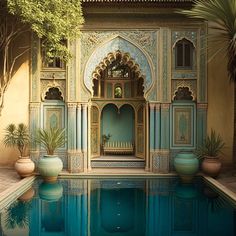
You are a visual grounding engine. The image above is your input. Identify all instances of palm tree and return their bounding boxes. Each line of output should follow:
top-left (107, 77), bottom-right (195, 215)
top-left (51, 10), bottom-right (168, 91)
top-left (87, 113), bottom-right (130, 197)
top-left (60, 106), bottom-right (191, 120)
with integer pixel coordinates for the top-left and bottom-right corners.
top-left (180, 0), bottom-right (236, 165)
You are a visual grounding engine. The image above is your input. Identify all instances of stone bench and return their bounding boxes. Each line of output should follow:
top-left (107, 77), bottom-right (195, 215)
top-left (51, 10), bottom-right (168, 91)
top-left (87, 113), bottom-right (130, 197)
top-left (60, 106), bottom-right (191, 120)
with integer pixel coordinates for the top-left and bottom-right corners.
top-left (103, 141), bottom-right (134, 155)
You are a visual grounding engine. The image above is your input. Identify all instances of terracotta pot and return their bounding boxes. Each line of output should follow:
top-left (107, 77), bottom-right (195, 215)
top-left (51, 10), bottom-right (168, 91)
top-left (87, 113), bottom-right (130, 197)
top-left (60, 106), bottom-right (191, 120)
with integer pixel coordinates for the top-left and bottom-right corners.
top-left (14, 156), bottom-right (35, 178)
top-left (18, 187), bottom-right (35, 202)
top-left (201, 156), bottom-right (222, 178)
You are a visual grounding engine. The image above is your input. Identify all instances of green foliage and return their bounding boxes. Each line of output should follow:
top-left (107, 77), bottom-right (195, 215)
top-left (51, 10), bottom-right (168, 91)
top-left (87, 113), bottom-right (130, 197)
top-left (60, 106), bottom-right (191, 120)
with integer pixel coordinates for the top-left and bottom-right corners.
top-left (102, 134), bottom-right (112, 145)
top-left (195, 129), bottom-right (225, 159)
top-left (180, 0), bottom-right (236, 81)
top-left (35, 127), bottom-right (66, 155)
top-left (7, 0), bottom-right (84, 61)
top-left (5, 200), bottom-right (32, 229)
top-left (3, 123), bottom-right (29, 157)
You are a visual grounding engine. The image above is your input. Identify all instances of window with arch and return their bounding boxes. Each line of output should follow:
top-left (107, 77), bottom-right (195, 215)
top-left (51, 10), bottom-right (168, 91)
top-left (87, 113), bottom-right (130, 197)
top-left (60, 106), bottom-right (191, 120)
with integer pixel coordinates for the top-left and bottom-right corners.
top-left (175, 39), bottom-right (194, 69)
top-left (45, 87), bottom-right (63, 101)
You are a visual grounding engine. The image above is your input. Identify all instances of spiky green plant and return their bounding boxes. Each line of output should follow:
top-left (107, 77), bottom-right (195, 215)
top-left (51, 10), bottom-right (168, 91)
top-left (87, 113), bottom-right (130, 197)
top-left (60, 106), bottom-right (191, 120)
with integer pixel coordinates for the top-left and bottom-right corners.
top-left (195, 129), bottom-right (225, 159)
top-left (3, 123), bottom-right (29, 157)
top-left (180, 0), bottom-right (236, 163)
top-left (35, 127), bottom-right (66, 155)
top-left (5, 200), bottom-right (32, 229)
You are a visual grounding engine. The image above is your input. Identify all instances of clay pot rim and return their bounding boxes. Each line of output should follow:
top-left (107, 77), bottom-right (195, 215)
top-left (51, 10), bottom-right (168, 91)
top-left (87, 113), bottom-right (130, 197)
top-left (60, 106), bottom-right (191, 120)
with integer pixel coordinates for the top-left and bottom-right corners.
top-left (204, 155), bottom-right (220, 159)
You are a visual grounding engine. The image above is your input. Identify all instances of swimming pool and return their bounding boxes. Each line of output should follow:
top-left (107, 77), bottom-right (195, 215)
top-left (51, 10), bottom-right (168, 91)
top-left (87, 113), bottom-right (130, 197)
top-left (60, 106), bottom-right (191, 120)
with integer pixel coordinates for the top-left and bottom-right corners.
top-left (0, 177), bottom-right (235, 236)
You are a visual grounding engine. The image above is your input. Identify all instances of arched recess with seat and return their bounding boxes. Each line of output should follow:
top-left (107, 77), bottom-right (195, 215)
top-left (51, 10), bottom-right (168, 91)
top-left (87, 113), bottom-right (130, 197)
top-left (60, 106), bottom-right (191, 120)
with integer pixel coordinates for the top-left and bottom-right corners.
top-left (90, 50), bottom-right (146, 162)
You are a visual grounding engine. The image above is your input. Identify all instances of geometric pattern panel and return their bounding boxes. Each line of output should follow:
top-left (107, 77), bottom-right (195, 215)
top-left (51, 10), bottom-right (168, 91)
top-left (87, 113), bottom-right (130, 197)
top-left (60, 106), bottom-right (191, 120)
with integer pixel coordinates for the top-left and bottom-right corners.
top-left (170, 103), bottom-right (196, 149)
top-left (152, 152), bottom-right (169, 173)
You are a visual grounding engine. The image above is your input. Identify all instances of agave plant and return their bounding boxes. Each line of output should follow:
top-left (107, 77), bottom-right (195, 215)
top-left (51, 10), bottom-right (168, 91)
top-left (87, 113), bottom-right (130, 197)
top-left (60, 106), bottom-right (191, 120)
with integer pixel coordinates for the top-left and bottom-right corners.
top-left (35, 127), bottom-right (66, 155)
top-left (195, 129), bottom-right (225, 159)
top-left (3, 123), bottom-right (29, 157)
top-left (180, 0), bottom-right (236, 163)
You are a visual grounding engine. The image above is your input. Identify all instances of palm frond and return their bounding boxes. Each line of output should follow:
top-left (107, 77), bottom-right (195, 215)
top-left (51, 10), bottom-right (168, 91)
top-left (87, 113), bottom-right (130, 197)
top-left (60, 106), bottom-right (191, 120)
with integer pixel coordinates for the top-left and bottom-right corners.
top-left (35, 127), bottom-right (66, 155)
top-left (179, 0), bottom-right (236, 81)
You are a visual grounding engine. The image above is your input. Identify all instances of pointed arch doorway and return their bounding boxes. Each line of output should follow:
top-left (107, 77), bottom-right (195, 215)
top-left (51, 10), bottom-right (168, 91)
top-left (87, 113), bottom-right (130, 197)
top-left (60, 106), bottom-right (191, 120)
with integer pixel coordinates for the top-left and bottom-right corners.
top-left (90, 50), bottom-right (146, 167)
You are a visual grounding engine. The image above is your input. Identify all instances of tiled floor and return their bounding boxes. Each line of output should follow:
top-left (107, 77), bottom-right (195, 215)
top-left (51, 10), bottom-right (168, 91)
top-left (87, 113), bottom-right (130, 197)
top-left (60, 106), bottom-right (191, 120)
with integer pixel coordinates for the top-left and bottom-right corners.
top-left (0, 168), bottom-right (20, 193)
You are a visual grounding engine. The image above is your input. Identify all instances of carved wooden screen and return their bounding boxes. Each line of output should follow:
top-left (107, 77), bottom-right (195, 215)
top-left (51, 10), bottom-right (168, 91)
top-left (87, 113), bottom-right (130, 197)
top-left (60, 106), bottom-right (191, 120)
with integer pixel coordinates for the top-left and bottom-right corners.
top-left (136, 105), bottom-right (145, 158)
top-left (91, 106), bottom-right (100, 158)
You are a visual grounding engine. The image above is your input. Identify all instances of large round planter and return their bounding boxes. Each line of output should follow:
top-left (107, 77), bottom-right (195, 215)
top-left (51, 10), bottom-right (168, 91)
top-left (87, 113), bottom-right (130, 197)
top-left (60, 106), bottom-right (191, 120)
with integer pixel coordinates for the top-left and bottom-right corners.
top-left (174, 153), bottom-right (199, 183)
top-left (39, 181), bottom-right (63, 202)
top-left (38, 155), bottom-right (63, 182)
top-left (14, 156), bottom-right (35, 178)
top-left (201, 157), bottom-right (222, 178)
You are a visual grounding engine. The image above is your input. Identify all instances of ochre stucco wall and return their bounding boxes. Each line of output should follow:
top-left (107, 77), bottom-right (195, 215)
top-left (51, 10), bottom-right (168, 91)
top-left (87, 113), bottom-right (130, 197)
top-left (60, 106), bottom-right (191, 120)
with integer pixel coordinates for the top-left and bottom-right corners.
top-left (0, 61), bottom-right (29, 166)
top-left (207, 41), bottom-right (234, 166)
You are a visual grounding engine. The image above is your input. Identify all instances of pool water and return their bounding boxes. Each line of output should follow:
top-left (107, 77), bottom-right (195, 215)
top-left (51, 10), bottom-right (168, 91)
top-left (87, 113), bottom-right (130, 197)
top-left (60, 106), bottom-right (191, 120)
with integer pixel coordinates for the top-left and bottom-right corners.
top-left (0, 178), bottom-right (235, 236)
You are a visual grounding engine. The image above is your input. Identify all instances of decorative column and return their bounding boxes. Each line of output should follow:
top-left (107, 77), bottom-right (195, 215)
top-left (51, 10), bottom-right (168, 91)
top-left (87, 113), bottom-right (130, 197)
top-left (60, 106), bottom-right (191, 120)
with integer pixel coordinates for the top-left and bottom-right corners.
top-left (77, 104), bottom-right (82, 151)
top-left (67, 103), bottom-right (82, 173)
top-left (154, 104), bottom-right (161, 150)
top-left (82, 104), bottom-right (88, 172)
top-left (29, 102), bottom-right (41, 164)
top-left (149, 103), bottom-right (155, 171)
top-left (152, 103), bottom-right (170, 173)
top-left (196, 103), bottom-right (207, 146)
top-left (145, 102), bottom-right (150, 171)
top-left (67, 103), bottom-right (77, 150)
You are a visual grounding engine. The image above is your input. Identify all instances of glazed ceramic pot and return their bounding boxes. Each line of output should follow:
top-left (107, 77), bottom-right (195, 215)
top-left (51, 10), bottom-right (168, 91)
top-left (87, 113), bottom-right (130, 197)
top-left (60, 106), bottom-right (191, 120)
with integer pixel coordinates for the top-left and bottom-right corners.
top-left (38, 155), bottom-right (63, 182)
top-left (14, 156), bottom-right (35, 178)
top-left (174, 152), bottom-right (199, 183)
top-left (201, 156), bottom-right (222, 178)
top-left (39, 181), bottom-right (63, 202)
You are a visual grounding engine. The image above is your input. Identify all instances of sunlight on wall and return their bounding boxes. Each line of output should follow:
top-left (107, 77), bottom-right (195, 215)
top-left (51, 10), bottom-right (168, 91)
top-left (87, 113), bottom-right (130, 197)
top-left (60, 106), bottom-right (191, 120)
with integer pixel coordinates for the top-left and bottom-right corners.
top-left (207, 39), bottom-right (234, 165)
top-left (0, 62), bottom-right (29, 166)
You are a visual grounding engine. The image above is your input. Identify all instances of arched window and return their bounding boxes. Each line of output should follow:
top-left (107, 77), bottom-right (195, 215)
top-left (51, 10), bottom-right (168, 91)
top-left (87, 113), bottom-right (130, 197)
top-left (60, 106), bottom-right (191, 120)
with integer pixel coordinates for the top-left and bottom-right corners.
top-left (174, 87), bottom-right (193, 101)
top-left (175, 39), bottom-right (194, 69)
top-left (45, 87), bottom-right (63, 100)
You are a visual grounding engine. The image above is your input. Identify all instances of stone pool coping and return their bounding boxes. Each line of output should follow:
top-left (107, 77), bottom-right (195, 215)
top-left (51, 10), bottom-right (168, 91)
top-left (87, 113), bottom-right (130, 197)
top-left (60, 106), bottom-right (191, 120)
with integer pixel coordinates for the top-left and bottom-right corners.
top-left (1, 172), bottom-right (236, 211)
top-left (0, 176), bottom-right (35, 211)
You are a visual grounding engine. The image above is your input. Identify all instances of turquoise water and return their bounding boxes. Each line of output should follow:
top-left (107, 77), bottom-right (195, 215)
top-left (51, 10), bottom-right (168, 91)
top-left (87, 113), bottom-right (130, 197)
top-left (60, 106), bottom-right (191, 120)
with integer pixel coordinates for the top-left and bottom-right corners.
top-left (0, 178), bottom-right (235, 236)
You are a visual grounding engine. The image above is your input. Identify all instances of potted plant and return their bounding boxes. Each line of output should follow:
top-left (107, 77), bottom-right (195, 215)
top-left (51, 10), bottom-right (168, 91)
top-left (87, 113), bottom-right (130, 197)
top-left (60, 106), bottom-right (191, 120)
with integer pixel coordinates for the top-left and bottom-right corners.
top-left (35, 127), bottom-right (66, 182)
top-left (195, 129), bottom-right (225, 178)
top-left (3, 123), bottom-right (35, 177)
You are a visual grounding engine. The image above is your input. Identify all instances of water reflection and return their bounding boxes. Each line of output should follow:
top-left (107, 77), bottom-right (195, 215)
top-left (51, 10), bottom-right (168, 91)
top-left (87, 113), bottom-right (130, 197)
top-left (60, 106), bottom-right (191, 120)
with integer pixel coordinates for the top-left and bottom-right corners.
top-left (0, 178), bottom-right (235, 236)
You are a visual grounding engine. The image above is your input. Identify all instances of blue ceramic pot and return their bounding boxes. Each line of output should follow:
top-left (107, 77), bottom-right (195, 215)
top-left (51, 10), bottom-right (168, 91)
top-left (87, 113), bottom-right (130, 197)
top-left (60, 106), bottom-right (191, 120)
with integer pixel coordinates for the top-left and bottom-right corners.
top-left (174, 152), bottom-right (199, 183)
top-left (39, 181), bottom-right (63, 202)
top-left (38, 155), bottom-right (63, 182)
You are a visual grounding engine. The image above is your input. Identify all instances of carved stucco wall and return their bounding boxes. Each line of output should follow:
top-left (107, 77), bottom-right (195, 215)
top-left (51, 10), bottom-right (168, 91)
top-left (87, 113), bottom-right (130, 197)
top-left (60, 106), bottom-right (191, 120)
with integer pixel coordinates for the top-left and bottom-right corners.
top-left (80, 31), bottom-right (158, 101)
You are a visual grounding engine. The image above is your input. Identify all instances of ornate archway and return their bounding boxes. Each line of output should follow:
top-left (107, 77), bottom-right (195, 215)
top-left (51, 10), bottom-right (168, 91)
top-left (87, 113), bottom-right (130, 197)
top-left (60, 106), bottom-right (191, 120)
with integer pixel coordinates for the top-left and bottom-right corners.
top-left (83, 35), bottom-right (154, 98)
top-left (90, 50), bottom-right (146, 161)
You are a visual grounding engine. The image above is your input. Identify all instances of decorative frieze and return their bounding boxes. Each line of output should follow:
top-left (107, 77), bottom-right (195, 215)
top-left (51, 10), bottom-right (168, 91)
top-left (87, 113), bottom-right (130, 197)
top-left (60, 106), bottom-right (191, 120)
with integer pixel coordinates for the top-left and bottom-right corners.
top-left (172, 30), bottom-right (197, 47)
top-left (172, 79), bottom-right (196, 101)
top-left (81, 30), bottom-right (157, 67)
top-left (40, 71), bottom-right (66, 80)
top-left (41, 79), bottom-right (66, 102)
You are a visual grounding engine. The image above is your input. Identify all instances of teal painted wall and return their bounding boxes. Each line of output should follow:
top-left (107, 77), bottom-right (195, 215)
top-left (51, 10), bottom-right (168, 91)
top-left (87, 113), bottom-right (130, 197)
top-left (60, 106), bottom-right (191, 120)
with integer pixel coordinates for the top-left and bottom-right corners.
top-left (101, 104), bottom-right (134, 142)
